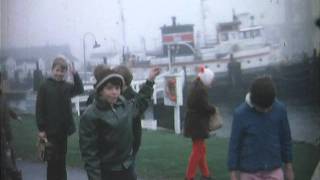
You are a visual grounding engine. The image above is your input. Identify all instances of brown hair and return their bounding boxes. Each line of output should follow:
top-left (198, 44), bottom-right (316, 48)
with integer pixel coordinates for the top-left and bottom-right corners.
top-left (113, 65), bottom-right (133, 86)
top-left (250, 76), bottom-right (276, 109)
top-left (94, 64), bottom-right (109, 80)
top-left (52, 56), bottom-right (68, 70)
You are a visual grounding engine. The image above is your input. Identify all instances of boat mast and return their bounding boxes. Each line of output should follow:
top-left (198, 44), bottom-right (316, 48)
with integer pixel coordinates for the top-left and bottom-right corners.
top-left (118, 0), bottom-right (127, 63)
top-left (200, 0), bottom-right (207, 48)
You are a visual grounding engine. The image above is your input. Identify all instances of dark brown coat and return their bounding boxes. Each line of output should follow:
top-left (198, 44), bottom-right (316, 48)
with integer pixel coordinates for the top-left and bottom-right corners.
top-left (184, 78), bottom-right (216, 139)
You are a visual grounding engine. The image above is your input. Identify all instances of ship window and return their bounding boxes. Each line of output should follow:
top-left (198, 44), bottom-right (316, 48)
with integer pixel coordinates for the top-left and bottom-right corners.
top-left (247, 60), bottom-right (251, 64)
top-left (259, 58), bottom-right (263, 62)
top-left (216, 64), bottom-right (221, 68)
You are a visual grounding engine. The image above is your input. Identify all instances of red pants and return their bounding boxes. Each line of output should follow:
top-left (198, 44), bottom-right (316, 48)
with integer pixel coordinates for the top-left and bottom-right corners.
top-left (186, 139), bottom-right (210, 179)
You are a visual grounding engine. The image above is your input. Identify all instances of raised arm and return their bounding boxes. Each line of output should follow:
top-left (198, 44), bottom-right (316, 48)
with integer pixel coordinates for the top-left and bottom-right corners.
top-left (132, 67), bottom-right (161, 117)
top-left (70, 72), bottom-right (84, 97)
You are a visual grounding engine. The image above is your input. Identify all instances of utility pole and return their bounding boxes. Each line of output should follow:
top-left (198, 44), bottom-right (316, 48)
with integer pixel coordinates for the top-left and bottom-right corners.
top-left (200, 0), bottom-right (207, 47)
top-left (118, 0), bottom-right (127, 63)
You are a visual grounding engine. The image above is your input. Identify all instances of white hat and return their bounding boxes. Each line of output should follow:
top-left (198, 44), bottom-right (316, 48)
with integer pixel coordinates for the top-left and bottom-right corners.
top-left (198, 65), bottom-right (215, 86)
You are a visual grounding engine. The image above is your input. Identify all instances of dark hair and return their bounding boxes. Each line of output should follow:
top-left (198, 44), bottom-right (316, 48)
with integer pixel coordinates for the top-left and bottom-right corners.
top-left (250, 76), bottom-right (276, 109)
top-left (187, 78), bottom-right (208, 109)
top-left (113, 65), bottom-right (133, 86)
top-left (52, 56), bottom-right (68, 70)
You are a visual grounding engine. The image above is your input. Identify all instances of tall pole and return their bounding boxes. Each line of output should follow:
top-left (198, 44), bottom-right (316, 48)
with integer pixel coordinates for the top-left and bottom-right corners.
top-left (167, 44), bottom-right (172, 72)
top-left (83, 38), bottom-right (86, 80)
top-left (118, 0), bottom-right (127, 63)
top-left (200, 0), bottom-right (207, 47)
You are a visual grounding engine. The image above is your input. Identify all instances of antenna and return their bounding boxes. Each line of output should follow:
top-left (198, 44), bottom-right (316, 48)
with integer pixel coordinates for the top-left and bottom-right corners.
top-left (200, 0), bottom-right (207, 47)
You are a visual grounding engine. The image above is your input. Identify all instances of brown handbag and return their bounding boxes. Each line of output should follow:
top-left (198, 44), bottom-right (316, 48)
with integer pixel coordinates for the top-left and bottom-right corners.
top-left (37, 138), bottom-right (54, 162)
top-left (208, 108), bottom-right (223, 131)
top-left (37, 138), bottom-right (46, 161)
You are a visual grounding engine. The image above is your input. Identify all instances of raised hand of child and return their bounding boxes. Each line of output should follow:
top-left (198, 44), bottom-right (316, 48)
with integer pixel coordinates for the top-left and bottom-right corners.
top-left (69, 62), bottom-right (76, 75)
top-left (148, 67), bottom-right (161, 81)
top-left (38, 131), bottom-right (48, 143)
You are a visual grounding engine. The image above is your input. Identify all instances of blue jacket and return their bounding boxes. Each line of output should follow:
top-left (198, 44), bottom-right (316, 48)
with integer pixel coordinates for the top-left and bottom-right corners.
top-left (227, 99), bottom-right (292, 172)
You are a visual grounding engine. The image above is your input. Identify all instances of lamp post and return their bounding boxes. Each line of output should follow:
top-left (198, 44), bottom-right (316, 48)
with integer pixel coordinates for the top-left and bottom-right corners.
top-left (83, 32), bottom-right (100, 81)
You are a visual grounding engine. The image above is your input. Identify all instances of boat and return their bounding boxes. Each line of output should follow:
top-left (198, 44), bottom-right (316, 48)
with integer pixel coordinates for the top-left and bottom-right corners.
top-left (128, 12), bottom-right (282, 79)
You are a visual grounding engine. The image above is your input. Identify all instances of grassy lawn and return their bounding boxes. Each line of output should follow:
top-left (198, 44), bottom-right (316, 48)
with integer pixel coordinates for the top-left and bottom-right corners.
top-left (11, 114), bottom-right (320, 180)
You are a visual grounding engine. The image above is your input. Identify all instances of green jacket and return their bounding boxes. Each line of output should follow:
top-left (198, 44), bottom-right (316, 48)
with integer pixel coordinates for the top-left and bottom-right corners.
top-left (79, 80), bottom-right (154, 180)
top-left (122, 86), bottom-right (142, 157)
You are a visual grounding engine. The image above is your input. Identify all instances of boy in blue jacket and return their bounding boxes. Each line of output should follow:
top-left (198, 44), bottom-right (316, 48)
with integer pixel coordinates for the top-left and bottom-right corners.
top-left (228, 76), bottom-right (294, 180)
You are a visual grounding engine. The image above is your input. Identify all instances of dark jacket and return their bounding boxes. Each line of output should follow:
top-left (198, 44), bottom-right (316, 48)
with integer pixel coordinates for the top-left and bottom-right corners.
top-left (184, 79), bottom-right (216, 139)
top-left (0, 91), bottom-right (22, 180)
top-left (227, 99), bottom-right (293, 172)
top-left (79, 80), bottom-right (154, 180)
top-left (36, 73), bottom-right (84, 137)
top-left (122, 86), bottom-right (142, 157)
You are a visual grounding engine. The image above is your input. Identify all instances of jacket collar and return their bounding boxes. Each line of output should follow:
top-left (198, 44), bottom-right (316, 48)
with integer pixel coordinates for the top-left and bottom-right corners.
top-left (245, 93), bottom-right (273, 112)
top-left (245, 93), bottom-right (254, 108)
top-left (94, 94), bottom-right (125, 110)
top-left (48, 76), bottom-right (65, 83)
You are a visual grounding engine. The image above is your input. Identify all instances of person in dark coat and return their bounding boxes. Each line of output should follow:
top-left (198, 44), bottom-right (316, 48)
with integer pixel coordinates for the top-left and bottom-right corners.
top-left (0, 72), bottom-right (22, 180)
top-left (184, 66), bottom-right (216, 180)
top-left (36, 56), bottom-right (84, 180)
top-left (227, 54), bottom-right (242, 88)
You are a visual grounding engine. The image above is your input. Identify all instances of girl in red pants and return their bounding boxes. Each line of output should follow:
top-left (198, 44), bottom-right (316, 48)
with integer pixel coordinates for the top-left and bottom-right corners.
top-left (184, 66), bottom-right (216, 180)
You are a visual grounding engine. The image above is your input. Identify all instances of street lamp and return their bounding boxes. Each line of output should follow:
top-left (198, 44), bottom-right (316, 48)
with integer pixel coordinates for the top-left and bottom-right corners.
top-left (83, 32), bottom-right (100, 81)
top-left (167, 41), bottom-right (198, 72)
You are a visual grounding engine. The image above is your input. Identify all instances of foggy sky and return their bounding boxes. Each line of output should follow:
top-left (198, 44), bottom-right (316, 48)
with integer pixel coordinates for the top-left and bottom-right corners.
top-left (1, 0), bottom-right (318, 61)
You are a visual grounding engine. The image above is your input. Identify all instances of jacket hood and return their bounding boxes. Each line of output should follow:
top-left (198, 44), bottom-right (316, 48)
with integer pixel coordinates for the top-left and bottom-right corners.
top-left (245, 93), bottom-right (254, 108)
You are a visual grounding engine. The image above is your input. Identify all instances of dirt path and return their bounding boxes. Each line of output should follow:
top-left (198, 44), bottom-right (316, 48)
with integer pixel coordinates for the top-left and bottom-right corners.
top-left (17, 160), bottom-right (87, 180)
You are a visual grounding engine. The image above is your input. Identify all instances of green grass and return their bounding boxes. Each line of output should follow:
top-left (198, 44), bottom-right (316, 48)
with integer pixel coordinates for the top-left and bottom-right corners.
top-left (11, 114), bottom-right (320, 180)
